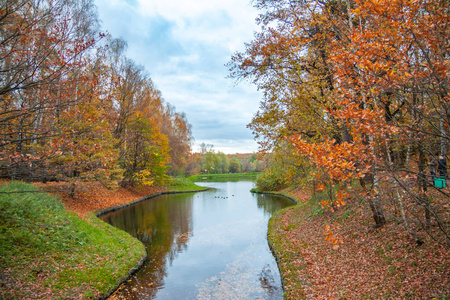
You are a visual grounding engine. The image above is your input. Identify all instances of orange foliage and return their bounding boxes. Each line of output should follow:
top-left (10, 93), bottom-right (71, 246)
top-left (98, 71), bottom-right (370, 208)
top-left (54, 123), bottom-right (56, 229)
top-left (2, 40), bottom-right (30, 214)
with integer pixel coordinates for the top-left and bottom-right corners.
top-left (35, 181), bottom-right (167, 217)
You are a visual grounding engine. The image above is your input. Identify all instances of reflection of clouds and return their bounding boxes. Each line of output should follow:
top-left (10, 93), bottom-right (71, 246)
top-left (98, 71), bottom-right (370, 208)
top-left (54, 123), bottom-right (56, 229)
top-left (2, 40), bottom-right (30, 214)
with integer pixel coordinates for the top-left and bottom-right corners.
top-left (105, 182), bottom-right (288, 299)
top-left (192, 220), bottom-right (261, 246)
top-left (192, 224), bottom-right (236, 246)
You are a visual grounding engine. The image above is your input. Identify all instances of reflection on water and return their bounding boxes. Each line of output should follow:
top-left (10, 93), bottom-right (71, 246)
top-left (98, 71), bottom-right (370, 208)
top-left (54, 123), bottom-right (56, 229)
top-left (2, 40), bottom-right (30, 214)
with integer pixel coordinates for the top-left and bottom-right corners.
top-left (259, 264), bottom-right (280, 298)
top-left (101, 181), bottom-right (294, 300)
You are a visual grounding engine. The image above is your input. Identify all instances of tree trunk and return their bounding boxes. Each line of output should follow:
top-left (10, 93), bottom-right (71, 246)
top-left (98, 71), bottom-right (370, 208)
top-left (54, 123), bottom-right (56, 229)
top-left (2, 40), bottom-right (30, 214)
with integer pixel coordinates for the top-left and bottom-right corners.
top-left (369, 134), bottom-right (386, 227)
top-left (418, 146), bottom-right (431, 228)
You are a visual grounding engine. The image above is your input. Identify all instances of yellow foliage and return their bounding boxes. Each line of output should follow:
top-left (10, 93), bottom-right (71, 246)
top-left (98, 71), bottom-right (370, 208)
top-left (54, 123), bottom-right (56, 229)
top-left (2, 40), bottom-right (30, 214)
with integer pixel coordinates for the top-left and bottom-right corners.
top-left (135, 169), bottom-right (154, 186)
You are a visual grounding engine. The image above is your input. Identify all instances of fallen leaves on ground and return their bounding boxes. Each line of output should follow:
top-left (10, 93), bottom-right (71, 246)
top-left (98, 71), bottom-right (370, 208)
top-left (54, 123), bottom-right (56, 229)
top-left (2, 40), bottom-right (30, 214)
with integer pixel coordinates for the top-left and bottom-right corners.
top-left (34, 181), bottom-right (167, 217)
top-left (272, 187), bottom-right (449, 299)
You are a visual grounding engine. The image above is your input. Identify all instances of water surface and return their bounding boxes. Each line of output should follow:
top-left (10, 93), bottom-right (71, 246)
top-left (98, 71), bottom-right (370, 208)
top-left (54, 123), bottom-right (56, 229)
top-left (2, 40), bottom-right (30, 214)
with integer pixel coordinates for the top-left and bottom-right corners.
top-left (101, 181), bottom-right (294, 299)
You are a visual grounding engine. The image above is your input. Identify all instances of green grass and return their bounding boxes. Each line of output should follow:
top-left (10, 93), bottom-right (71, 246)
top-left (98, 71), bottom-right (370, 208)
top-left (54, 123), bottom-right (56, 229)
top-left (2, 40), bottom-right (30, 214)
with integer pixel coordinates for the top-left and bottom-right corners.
top-left (267, 205), bottom-right (308, 300)
top-left (165, 177), bottom-right (209, 191)
top-left (0, 181), bottom-right (146, 299)
top-left (188, 172), bottom-right (259, 182)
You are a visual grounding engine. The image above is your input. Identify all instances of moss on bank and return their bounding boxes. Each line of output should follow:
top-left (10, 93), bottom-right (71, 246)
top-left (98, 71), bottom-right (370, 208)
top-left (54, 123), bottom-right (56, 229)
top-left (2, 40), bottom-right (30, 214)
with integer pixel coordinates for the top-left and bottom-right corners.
top-left (0, 181), bottom-right (146, 299)
top-left (265, 190), bottom-right (314, 300)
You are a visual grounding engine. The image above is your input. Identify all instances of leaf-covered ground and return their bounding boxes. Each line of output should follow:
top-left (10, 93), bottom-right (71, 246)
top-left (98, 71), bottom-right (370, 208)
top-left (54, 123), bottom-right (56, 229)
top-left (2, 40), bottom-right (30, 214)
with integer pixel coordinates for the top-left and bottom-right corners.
top-left (37, 178), bottom-right (205, 217)
top-left (35, 181), bottom-right (167, 217)
top-left (268, 188), bottom-right (449, 299)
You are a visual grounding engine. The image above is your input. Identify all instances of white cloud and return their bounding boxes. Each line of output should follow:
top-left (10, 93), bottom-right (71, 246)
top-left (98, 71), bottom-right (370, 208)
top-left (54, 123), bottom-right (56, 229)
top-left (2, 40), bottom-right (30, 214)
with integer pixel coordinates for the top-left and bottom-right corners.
top-left (94, 0), bottom-right (263, 154)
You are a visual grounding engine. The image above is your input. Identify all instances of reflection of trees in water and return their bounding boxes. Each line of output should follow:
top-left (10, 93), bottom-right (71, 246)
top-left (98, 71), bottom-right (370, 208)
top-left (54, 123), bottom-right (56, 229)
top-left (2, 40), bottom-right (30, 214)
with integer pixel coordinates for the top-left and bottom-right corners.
top-left (258, 264), bottom-right (281, 297)
top-left (256, 194), bottom-right (293, 216)
top-left (101, 193), bottom-right (195, 299)
top-left (103, 187), bottom-right (290, 300)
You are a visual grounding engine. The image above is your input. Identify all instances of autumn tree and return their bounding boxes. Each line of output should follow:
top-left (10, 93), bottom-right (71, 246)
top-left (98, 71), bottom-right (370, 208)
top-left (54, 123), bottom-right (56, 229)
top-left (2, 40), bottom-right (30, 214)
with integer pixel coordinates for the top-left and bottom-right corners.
top-left (0, 1), bottom-right (194, 188)
top-left (231, 0), bottom-right (449, 244)
top-left (101, 38), bottom-right (170, 185)
top-left (229, 157), bottom-right (242, 173)
top-left (185, 152), bottom-right (203, 175)
top-left (160, 104), bottom-right (193, 176)
top-left (229, 0), bottom-right (354, 198)
top-left (0, 0), bottom-right (111, 182)
top-left (121, 112), bottom-right (169, 185)
top-left (326, 0), bottom-right (450, 243)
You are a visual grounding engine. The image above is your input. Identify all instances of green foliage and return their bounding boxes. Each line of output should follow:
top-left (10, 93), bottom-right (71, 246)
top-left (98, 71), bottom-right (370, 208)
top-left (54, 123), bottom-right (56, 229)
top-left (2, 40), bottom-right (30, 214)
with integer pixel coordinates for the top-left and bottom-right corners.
top-left (256, 168), bottom-right (289, 191)
top-left (202, 152), bottom-right (221, 174)
top-left (187, 146), bottom-right (264, 176)
top-left (229, 157), bottom-right (242, 173)
top-left (188, 173), bottom-right (258, 182)
top-left (165, 177), bottom-right (206, 191)
top-left (217, 152), bottom-right (229, 173)
top-left (253, 140), bottom-right (313, 192)
top-left (200, 151), bottom-right (231, 174)
top-left (0, 182), bottom-right (145, 299)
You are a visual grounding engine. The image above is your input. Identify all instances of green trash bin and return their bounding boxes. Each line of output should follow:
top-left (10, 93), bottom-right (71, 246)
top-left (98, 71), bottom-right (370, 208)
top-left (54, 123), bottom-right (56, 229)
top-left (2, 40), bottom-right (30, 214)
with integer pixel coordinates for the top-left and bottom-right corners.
top-left (434, 177), bottom-right (446, 188)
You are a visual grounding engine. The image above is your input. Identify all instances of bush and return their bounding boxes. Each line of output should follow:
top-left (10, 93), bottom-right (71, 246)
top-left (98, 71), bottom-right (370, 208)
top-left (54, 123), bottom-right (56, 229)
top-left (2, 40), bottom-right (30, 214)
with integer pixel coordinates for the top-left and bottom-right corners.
top-left (256, 169), bottom-right (289, 191)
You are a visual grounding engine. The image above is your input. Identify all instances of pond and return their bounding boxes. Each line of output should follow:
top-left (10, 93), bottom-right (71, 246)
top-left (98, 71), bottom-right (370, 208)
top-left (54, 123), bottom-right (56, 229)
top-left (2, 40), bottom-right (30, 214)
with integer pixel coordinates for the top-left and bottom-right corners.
top-left (101, 181), bottom-right (294, 300)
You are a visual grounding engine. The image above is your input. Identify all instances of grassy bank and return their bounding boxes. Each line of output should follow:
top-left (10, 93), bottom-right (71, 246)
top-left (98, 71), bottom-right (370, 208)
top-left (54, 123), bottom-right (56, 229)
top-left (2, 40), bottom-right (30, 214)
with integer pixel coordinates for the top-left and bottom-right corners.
top-left (0, 181), bottom-right (145, 299)
top-left (165, 176), bottom-right (210, 191)
top-left (267, 186), bottom-right (449, 299)
top-left (188, 172), bottom-right (258, 182)
top-left (0, 178), bottom-right (207, 299)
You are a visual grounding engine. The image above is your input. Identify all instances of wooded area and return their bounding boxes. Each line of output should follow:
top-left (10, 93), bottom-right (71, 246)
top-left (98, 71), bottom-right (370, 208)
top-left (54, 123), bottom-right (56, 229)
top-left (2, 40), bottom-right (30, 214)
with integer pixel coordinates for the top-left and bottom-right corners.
top-left (186, 144), bottom-right (265, 174)
top-left (1, 0), bottom-right (448, 298)
top-left (229, 0), bottom-right (449, 247)
top-left (0, 0), bottom-right (193, 186)
top-left (2, 0), bottom-right (448, 246)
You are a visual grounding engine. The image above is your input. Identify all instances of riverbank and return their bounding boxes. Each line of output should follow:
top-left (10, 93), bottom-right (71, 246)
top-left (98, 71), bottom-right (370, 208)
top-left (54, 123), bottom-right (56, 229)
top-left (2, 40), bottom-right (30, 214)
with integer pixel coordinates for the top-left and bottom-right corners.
top-left (267, 186), bottom-right (449, 299)
top-left (37, 177), bottom-right (206, 217)
top-left (188, 172), bottom-right (258, 182)
top-left (0, 178), bottom-right (206, 299)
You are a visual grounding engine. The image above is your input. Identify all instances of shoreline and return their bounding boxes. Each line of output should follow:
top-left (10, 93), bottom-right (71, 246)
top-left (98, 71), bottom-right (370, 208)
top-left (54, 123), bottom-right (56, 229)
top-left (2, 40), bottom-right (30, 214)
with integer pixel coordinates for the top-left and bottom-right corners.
top-left (0, 180), bottom-right (208, 299)
top-left (254, 189), bottom-right (303, 297)
top-left (95, 188), bottom-right (210, 218)
top-left (262, 186), bottom-right (449, 299)
top-left (95, 187), bottom-right (209, 300)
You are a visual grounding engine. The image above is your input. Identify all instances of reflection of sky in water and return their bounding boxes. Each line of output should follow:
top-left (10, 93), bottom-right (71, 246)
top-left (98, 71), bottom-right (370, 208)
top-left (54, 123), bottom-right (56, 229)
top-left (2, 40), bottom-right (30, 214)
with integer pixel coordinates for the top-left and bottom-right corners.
top-left (102, 181), bottom-right (293, 299)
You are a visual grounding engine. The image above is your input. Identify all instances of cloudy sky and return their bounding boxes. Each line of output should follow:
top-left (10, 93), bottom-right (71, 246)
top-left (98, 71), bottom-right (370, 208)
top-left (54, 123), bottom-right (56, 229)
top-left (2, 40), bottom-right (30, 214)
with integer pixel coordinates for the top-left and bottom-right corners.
top-left (93, 0), bottom-right (262, 154)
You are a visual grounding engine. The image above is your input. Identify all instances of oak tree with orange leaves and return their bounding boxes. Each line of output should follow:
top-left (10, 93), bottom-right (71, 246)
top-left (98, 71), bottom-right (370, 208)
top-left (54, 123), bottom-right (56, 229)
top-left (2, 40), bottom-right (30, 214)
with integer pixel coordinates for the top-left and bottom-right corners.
top-left (230, 0), bottom-right (449, 246)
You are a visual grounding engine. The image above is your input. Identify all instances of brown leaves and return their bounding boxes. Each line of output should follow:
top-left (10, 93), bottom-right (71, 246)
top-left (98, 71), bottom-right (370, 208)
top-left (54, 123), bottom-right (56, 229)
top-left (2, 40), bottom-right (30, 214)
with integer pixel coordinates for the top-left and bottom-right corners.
top-left (271, 188), bottom-right (450, 299)
top-left (36, 181), bottom-right (166, 217)
top-left (323, 223), bottom-right (343, 249)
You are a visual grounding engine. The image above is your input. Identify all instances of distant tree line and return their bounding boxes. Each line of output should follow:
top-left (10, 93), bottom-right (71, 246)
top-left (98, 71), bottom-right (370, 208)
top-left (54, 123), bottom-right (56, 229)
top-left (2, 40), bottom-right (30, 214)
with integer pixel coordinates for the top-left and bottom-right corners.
top-left (0, 0), bottom-right (192, 186)
top-left (185, 143), bottom-right (265, 175)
